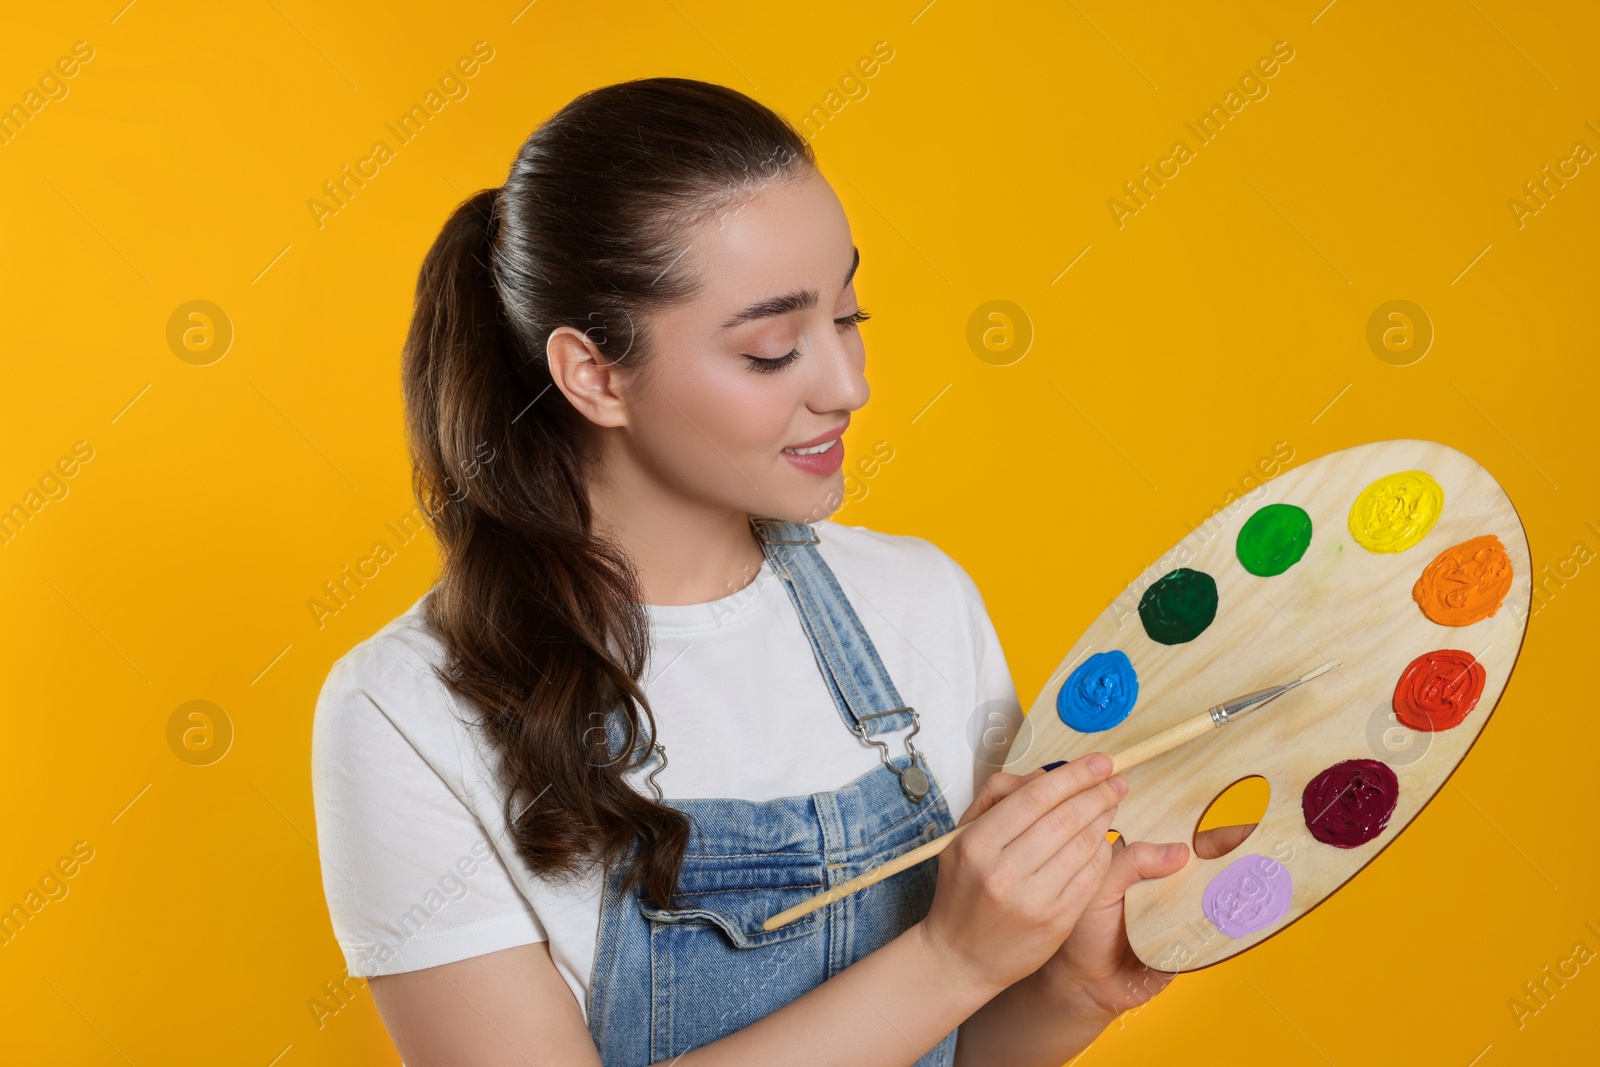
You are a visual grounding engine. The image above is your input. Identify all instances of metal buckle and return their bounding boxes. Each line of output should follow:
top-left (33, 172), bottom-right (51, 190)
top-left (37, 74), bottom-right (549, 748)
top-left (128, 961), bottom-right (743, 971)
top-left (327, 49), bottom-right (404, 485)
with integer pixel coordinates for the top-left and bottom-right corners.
top-left (853, 706), bottom-right (929, 802)
top-left (749, 515), bottom-right (819, 545)
top-left (643, 742), bottom-right (668, 802)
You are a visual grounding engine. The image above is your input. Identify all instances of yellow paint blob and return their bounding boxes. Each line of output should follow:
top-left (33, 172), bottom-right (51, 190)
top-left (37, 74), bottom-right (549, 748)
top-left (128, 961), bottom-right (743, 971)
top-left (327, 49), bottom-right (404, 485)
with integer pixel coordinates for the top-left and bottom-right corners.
top-left (1347, 469), bottom-right (1445, 553)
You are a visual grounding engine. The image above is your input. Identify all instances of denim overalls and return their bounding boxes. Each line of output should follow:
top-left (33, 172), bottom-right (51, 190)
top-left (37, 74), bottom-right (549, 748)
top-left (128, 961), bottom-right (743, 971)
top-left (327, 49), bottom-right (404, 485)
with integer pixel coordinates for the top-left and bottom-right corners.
top-left (585, 516), bottom-right (962, 1066)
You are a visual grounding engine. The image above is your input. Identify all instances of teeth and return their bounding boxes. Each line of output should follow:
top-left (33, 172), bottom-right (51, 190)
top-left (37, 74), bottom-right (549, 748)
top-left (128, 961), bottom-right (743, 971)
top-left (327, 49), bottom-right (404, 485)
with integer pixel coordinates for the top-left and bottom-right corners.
top-left (784, 438), bottom-right (837, 456)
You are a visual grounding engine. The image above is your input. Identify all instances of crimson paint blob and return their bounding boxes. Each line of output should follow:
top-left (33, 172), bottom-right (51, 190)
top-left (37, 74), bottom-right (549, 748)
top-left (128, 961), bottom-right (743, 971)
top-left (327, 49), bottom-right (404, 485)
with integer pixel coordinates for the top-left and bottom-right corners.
top-left (1301, 758), bottom-right (1400, 848)
top-left (1392, 649), bottom-right (1487, 731)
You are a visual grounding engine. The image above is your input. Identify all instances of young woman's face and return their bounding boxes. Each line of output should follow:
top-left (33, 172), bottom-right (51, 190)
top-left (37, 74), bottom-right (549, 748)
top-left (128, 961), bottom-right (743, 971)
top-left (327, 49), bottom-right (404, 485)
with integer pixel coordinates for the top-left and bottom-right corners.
top-left (617, 166), bottom-right (870, 524)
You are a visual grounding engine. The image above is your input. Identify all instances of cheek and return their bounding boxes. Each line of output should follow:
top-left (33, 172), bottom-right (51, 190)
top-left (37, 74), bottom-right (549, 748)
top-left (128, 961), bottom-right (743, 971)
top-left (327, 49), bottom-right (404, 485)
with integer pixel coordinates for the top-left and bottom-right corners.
top-left (636, 359), bottom-right (795, 461)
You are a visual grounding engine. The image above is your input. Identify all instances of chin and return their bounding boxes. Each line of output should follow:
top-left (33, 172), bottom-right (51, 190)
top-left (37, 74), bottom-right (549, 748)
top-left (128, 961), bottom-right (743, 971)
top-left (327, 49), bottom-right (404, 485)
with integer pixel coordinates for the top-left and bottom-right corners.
top-left (755, 481), bottom-right (846, 525)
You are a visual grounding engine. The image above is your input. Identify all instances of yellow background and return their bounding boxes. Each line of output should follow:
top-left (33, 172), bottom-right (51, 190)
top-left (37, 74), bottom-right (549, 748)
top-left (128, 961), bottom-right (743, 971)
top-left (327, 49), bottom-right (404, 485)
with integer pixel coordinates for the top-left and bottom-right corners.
top-left (2, 1), bottom-right (1595, 1063)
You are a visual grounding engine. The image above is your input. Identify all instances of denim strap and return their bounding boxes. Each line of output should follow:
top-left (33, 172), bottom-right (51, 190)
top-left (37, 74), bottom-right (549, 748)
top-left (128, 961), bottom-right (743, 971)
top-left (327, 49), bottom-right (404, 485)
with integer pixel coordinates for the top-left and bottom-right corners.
top-left (604, 516), bottom-right (923, 797)
top-left (748, 515), bottom-right (917, 739)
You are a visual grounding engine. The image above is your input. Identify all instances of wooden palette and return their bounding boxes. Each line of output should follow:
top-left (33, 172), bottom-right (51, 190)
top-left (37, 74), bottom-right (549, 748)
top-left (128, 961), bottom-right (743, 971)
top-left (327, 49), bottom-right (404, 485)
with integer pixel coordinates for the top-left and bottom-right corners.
top-left (1001, 439), bottom-right (1532, 970)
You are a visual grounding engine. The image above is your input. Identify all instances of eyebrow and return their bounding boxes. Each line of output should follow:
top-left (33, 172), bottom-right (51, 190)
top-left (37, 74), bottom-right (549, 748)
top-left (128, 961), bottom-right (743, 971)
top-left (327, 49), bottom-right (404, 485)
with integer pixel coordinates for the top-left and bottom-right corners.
top-left (718, 246), bottom-right (860, 330)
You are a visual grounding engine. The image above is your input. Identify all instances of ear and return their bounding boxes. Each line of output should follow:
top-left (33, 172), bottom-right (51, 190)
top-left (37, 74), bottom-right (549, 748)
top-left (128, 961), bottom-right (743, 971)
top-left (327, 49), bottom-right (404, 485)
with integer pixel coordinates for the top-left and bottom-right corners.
top-left (546, 324), bottom-right (630, 428)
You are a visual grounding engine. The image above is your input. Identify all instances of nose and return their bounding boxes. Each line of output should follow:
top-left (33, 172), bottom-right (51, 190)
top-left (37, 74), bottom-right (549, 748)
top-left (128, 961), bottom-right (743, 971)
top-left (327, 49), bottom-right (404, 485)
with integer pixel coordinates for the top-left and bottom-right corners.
top-left (811, 322), bottom-right (870, 415)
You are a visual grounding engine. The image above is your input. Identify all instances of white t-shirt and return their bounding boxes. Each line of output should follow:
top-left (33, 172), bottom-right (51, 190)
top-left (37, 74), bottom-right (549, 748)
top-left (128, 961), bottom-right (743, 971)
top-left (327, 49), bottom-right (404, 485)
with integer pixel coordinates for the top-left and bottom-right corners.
top-left (310, 518), bottom-right (1021, 1022)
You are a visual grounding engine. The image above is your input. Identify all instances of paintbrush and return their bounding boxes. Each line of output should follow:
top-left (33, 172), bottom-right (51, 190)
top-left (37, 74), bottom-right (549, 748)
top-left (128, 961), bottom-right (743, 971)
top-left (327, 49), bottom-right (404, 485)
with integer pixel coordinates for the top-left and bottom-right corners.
top-left (761, 660), bottom-right (1341, 932)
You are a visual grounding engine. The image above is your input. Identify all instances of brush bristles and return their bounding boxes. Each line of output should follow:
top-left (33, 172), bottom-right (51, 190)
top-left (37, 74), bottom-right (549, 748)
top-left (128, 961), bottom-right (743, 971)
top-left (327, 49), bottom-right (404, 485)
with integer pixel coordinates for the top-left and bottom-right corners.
top-left (1298, 660), bottom-right (1341, 683)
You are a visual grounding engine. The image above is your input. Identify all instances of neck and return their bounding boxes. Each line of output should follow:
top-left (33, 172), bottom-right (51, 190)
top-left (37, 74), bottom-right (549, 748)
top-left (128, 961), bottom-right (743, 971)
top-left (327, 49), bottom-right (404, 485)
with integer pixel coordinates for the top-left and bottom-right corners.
top-left (585, 444), bottom-right (768, 608)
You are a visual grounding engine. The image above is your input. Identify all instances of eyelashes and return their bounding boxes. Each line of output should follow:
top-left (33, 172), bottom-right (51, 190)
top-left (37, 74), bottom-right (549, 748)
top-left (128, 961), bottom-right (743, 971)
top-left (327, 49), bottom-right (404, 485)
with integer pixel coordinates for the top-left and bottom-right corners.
top-left (745, 351), bottom-right (800, 373)
top-left (743, 307), bottom-right (872, 374)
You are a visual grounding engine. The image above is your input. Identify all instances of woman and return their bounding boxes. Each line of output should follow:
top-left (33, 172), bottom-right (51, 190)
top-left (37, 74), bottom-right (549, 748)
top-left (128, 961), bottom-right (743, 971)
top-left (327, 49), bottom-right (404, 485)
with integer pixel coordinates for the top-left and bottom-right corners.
top-left (311, 76), bottom-right (1234, 1066)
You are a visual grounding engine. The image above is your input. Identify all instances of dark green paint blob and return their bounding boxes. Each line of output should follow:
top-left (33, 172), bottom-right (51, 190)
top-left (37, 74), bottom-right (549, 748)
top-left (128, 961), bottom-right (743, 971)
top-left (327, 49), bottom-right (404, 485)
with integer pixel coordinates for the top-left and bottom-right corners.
top-left (1236, 503), bottom-right (1314, 577)
top-left (1137, 568), bottom-right (1218, 645)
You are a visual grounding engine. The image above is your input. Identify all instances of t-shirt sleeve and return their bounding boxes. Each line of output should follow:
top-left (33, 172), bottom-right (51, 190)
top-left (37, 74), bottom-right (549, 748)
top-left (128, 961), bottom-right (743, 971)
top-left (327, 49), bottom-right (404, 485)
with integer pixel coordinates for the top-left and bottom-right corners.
top-left (942, 552), bottom-right (1024, 810)
top-left (310, 642), bottom-right (548, 978)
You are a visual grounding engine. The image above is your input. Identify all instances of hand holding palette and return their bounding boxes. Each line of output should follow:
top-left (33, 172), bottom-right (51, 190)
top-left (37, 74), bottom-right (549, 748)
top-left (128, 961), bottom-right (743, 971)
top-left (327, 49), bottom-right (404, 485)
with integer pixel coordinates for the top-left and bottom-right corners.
top-left (1001, 438), bottom-right (1531, 970)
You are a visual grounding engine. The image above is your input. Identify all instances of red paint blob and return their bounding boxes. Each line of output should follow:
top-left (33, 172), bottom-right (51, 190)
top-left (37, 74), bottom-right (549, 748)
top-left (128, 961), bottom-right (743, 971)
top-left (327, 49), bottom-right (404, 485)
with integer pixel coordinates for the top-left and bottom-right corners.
top-left (1392, 649), bottom-right (1487, 731)
top-left (1301, 758), bottom-right (1400, 848)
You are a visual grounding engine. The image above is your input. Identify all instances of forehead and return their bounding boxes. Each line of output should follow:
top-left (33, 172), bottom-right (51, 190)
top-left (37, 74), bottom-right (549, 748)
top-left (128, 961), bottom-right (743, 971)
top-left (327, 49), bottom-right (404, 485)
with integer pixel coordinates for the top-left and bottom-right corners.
top-left (679, 169), bottom-right (853, 300)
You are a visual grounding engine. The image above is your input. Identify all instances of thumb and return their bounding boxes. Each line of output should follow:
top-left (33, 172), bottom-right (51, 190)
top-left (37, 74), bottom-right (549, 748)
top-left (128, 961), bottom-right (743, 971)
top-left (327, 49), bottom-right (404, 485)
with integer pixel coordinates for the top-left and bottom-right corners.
top-left (1101, 838), bottom-right (1190, 898)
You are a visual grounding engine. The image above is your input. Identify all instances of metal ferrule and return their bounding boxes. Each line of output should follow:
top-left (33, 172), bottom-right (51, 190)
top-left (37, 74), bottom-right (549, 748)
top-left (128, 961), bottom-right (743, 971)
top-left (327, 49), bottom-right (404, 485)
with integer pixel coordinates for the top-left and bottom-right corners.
top-left (1209, 682), bottom-right (1296, 726)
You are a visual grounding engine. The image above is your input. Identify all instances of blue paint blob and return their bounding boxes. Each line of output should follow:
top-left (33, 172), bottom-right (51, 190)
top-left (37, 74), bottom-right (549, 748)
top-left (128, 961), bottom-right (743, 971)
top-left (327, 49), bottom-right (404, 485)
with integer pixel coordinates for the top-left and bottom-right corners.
top-left (1056, 650), bottom-right (1140, 732)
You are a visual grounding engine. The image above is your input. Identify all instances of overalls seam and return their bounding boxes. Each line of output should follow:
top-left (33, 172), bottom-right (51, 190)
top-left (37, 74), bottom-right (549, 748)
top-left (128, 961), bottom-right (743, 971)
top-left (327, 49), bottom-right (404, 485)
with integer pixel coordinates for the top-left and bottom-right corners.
top-left (649, 881), bottom-right (828, 894)
top-left (682, 797), bottom-right (947, 860)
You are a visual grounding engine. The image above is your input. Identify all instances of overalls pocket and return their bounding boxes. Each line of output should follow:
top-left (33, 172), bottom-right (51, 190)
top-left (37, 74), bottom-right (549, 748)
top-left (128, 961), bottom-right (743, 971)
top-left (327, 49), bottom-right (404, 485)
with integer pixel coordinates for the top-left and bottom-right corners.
top-left (634, 870), bottom-right (833, 1061)
top-left (634, 884), bottom-right (823, 948)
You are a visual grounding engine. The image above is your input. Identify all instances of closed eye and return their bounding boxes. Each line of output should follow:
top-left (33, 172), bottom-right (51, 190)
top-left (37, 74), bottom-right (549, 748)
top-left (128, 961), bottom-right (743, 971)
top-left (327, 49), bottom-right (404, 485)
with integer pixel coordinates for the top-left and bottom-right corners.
top-left (743, 308), bottom-right (871, 373)
top-left (744, 350), bottom-right (800, 373)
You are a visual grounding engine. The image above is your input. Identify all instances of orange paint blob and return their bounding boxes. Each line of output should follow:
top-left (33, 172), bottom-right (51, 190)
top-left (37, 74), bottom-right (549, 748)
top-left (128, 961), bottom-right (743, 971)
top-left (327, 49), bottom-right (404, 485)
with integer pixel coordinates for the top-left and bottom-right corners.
top-left (1411, 534), bottom-right (1513, 626)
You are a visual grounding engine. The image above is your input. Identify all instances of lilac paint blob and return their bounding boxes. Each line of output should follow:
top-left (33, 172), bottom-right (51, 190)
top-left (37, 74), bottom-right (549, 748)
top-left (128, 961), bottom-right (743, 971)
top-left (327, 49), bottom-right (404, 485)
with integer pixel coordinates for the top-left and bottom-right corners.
top-left (1200, 853), bottom-right (1293, 938)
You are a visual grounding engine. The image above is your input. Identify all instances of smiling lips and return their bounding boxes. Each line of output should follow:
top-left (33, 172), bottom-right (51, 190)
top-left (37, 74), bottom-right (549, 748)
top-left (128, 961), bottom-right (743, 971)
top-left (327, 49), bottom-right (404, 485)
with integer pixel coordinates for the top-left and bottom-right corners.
top-left (781, 422), bottom-right (848, 474)
top-left (783, 438), bottom-right (838, 456)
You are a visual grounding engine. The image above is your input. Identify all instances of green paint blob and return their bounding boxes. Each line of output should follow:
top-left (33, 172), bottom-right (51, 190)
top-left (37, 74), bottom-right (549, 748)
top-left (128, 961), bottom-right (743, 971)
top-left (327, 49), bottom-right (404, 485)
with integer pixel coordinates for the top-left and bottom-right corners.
top-left (1236, 503), bottom-right (1314, 577)
top-left (1137, 568), bottom-right (1218, 645)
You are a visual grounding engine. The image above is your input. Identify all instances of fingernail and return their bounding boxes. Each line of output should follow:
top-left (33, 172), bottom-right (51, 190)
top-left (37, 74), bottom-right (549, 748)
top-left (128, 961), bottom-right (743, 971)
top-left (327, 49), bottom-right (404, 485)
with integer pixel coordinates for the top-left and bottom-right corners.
top-left (1042, 760), bottom-right (1068, 772)
top-left (1164, 843), bottom-right (1185, 860)
top-left (1087, 753), bottom-right (1111, 776)
top-left (1110, 774), bottom-right (1128, 797)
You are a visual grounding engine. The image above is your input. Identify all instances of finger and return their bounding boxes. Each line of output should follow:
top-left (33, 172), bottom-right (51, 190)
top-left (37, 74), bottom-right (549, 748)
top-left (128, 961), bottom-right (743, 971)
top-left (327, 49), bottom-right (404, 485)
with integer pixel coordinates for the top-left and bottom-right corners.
top-left (1007, 783), bottom-right (1121, 886)
top-left (1097, 839), bottom-right (1189, 902)
top-left (1193, 822), bottom-right (1259, 860)
top-left (1036, 803), bottom-right (1118, 886)
top-left (966, 752), bottom-right (1118, 850)
top-left (1003, 771), bottom-right (1125, 873)
top-left (956, 769), bottom-right (1043, 827)
top-left (1049, 811), bottom-right (1119, 909)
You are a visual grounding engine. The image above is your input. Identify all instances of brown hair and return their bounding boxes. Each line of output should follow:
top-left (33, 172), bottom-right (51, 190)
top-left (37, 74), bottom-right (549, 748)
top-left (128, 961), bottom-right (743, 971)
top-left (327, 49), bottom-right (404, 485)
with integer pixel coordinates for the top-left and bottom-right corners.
top-left (400, 78), bottom-right (814, 909)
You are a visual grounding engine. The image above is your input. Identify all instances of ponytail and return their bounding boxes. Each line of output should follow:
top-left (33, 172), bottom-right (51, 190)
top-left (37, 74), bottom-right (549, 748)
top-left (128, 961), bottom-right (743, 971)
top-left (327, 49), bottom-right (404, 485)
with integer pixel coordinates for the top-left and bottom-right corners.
top-left (399, 78), bottom-right (815, 907)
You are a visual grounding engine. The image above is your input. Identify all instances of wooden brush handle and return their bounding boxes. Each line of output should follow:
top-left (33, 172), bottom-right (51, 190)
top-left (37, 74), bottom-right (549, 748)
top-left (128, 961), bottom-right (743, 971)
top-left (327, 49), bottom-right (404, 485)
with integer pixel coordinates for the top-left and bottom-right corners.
top-left (1103, 711), bottom-right (1218, 772)
top-left (762, 824), bottom-right (971, 931)
top-left (761, 710), bottom-right (1226, 931)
